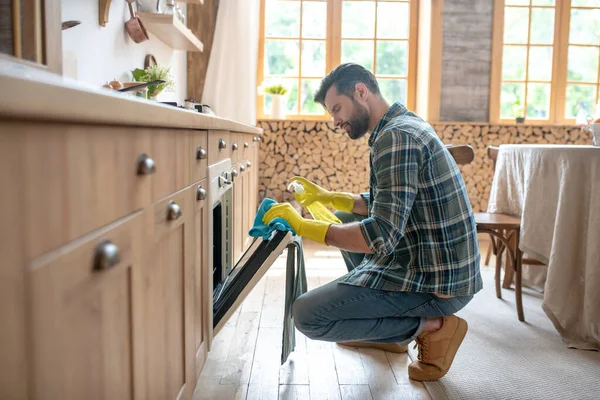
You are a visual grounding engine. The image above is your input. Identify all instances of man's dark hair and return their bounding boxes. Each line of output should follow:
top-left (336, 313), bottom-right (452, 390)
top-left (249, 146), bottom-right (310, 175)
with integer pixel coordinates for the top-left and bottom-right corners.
top-left (313, 63), bottom-right (381, 106)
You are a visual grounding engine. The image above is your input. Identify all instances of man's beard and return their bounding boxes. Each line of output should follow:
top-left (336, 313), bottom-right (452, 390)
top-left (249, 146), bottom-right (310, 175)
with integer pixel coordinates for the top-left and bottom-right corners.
top-left (344, 100), bottom-right (370, 140)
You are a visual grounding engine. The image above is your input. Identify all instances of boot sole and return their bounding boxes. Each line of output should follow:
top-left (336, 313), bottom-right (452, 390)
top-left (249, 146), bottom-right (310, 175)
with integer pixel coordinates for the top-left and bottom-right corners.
top-left (337, 341), bottom-right (409, 354)
top-left (409, 317), bottom-right (469, 381)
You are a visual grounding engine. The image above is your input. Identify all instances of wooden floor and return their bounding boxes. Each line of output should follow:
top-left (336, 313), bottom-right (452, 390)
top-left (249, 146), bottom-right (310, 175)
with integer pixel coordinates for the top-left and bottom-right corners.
top-left (193, 240), bottom-right (450, 400)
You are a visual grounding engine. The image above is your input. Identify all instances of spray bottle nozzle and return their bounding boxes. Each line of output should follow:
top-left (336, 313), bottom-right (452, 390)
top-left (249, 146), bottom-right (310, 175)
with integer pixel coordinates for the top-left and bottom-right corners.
top-left (287, 181), bottom-right (305, 194)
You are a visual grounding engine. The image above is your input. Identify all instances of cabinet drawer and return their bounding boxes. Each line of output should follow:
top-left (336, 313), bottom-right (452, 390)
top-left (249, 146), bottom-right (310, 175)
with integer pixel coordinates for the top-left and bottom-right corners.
top-left (190, 130), bottom-right (208, 183)
top-left (207, 131), bottom-right (231, 165)
top-left (28, 212), bottom-right (144, 400)
top-left (151, 128), bottom-right (190, 202)
top-left (19, 122), bottom-right (152, 259)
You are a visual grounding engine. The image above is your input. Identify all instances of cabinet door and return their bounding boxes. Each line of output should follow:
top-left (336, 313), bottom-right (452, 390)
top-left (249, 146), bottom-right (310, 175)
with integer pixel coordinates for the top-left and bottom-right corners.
top-left (28, 212), bottom-right (144, 400)
top-left (1, 0), bottom-right (62, 74)
top-left (193, 179), bottom-right (209, 376)
top-left (142, 186), bottom-right (195, 400)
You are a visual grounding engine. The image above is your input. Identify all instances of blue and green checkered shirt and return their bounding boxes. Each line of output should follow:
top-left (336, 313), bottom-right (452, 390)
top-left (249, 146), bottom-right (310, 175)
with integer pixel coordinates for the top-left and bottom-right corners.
top-left (338, 102), bottom-right (482, 296)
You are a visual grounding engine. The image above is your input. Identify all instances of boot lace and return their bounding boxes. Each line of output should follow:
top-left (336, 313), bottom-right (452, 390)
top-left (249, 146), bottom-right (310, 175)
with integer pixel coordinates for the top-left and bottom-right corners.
top-left (414, 333), bottom-right (430, 362)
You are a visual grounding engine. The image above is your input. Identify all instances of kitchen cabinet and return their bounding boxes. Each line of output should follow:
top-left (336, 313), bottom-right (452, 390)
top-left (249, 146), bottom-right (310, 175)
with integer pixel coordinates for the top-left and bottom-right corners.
top-left (193, 179), bottom-right (210, 376)
top-left (0, 67), bottom-right (263, 400)
top-left (140, 185), bottom-right (195, 400)
top-left (0, 0), bottom-right (62, 74)
top-left (27, 212), bottom-right (145, 400)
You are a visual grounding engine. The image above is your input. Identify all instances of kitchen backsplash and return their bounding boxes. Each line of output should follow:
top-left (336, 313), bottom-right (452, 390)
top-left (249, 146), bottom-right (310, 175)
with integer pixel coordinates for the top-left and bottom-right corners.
top-left (61, 0), bottom-right (187, 104)
top-left (256, 120), bottom-right (593, 213)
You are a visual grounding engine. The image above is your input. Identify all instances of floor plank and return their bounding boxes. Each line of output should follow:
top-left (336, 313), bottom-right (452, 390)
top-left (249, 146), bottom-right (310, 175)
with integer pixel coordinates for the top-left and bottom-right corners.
top-left (340, 384), bottom-right (374, 400)
top-left (279, 328), bottom-right (309, 385)
top-left (220, 311), bottom-right (261, 386)
top-left (279, 384), bottom-right (310, 400)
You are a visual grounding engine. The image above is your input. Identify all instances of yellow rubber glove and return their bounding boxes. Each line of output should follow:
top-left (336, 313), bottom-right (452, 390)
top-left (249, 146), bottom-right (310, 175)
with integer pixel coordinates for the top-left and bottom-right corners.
top-left (262, 203), bottom-right (331, 244)
top-left (289, 176), bottom-right (355, 213)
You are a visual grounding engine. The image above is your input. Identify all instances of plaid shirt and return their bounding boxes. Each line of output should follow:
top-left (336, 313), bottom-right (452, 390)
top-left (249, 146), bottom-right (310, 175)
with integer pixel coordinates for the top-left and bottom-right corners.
top-left (337, 103), bottom-right (482, 296)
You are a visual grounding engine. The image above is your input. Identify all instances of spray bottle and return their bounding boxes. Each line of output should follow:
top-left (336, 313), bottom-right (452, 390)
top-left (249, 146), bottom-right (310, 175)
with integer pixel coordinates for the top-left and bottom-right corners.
top-left (288, 181), bottom-right (342, 225)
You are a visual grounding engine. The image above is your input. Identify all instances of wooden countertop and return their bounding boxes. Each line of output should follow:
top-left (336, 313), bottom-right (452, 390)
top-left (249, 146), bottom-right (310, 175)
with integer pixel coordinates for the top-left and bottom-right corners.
top-left (0, 58), bottom-right (262, 135)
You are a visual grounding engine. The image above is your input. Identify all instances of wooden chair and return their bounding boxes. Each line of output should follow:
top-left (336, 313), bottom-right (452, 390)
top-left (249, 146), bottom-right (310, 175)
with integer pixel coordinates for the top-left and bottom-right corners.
top-left (445, 144), bottom-right (525, 321)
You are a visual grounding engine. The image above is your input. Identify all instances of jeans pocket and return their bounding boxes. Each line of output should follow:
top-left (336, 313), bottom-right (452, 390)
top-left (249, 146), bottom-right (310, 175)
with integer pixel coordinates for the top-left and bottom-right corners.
top-left (395, 299), bottom-right (445, 318)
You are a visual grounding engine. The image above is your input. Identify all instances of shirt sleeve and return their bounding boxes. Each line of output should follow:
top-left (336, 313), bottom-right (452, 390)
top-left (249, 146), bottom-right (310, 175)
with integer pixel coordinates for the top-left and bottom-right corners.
top-left (359, 130), bottom-right (422, 256)
top-left (359, 192), bottom-right (370, 208)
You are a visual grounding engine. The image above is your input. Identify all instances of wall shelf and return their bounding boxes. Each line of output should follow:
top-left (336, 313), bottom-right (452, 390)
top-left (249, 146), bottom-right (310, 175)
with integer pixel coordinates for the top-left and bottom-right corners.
top-left (137, 13), bottom-right (204, 52)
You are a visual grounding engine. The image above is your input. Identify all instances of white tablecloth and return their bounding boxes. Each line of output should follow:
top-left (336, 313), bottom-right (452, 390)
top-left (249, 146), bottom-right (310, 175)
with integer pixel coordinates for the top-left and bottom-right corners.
top-left (488, 144), bottom-right (600, 350)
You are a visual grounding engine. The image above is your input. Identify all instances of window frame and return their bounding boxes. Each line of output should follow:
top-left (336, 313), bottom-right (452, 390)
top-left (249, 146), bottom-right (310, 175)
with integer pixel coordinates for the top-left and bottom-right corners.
top-left (257, 0), bottom-right (418, 121)
top-left (490, 0), bottom-right (600, 125)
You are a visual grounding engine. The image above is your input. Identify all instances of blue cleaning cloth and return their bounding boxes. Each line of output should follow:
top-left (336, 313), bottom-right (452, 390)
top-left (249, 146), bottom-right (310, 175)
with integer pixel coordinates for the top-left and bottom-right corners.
top-left (249, 198), bottom-right (297, 240)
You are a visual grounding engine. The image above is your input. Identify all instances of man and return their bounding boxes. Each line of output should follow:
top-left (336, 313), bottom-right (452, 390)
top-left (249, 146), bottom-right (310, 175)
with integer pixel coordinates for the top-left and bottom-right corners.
top-left (262, 63), bottom-right (482, 381)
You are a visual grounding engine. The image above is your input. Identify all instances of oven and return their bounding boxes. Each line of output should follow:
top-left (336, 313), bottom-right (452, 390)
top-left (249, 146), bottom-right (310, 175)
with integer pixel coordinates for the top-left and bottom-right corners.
top-left (209, 159), bottom-right (292, 332)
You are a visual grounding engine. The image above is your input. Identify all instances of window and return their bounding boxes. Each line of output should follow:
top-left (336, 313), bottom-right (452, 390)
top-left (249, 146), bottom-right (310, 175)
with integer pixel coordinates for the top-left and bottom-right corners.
top-left (258, 0), bottom-right (418, 120)
top-left (491, 0), bottom-right (600, 124)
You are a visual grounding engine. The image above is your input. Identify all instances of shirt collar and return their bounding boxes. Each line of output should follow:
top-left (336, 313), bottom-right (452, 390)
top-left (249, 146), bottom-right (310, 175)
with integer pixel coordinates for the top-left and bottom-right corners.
top-left (369, 102), bottom-right (407, 147)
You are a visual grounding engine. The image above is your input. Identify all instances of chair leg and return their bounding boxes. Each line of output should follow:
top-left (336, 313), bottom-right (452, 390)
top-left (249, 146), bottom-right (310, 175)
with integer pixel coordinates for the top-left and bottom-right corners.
top-left (514, 230), bottom-right (525, 322)
top-left (494, 238), bottom-right (503, 299)
top-left (484, 240), bottom-right (493, 266)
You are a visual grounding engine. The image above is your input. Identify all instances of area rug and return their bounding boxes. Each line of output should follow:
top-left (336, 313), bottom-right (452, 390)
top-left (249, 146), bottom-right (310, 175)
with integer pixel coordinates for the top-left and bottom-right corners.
top-left (408, 268), bottom-right (600, 400)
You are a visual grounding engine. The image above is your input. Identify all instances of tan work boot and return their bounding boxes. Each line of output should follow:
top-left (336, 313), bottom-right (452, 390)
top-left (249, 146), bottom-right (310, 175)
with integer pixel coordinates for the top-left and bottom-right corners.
top-left (337, 341), bottom-right (408, 354)
top-left (408, 315), bottom-right (468, 381)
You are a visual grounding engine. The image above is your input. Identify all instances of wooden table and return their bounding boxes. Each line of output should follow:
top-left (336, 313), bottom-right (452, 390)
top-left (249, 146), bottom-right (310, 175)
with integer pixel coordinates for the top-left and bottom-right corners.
top-left (488, 144), bottom-right (600, 350)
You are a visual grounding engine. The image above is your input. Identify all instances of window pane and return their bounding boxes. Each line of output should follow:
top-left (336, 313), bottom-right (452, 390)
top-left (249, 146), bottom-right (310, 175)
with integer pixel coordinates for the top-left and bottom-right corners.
top-left (265, 0), bottom-right (300, 37)
top-left (265, 40), bottom-right (299, 76)
top-left (379, 79), bottom-right (407, 104)
top-left (567, 46), bottom-right (599, 82)
top-left (301, 79), bottom-right (323, 114)
top-left (530, 8), bottom-right (554, 45)
top-left (302, 41), bottom-right (326, 77)
top-left (565, 84), bottom-right (597, 118)
top-left (262, 78), bottom-right (298, 115)
top-left (502, 46), bottom-right (527, 80)
top-left (500, 83), bottom-right (525, 118)
top-left (506, 0), bottom-right (529, 4)
top-left (377, 2), bottom-right (409, 39)
top-left (526, 83), bottom-right (551, 118)
top-left (341, 40), bottom-right (374, 71)
top-left (569, 9), bottom-right (600, 45)
top-left (528, 46), bottom-right (553, 81)
top-left (342, 1), bottom-right (375, 38)
top-left (504, 7), bottom-right (530, 44)
top-left (376, 41), bottom-right (408, 76)
top-left (302, 1), bottom-right (327, 39)
top-left (571, 0), bottom-right (600, 6)
top-left (532, 0), bottom-right (554, 5)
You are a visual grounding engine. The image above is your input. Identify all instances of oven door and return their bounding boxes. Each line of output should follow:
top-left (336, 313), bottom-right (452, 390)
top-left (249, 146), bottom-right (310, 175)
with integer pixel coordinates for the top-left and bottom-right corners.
top-left (213, 230), bottom-right (293, 334)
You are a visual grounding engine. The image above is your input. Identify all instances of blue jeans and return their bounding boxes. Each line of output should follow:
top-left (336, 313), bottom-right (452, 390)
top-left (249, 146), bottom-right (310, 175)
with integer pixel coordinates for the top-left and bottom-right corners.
top-left (291, 211), bottom-right (473, 345)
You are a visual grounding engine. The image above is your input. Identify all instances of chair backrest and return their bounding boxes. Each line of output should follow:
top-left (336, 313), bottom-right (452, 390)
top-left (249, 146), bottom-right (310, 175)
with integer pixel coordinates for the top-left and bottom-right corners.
top-left (487, 146), bottom-right (499, 169)
top-left (445, 144), bottom-right (475, 165)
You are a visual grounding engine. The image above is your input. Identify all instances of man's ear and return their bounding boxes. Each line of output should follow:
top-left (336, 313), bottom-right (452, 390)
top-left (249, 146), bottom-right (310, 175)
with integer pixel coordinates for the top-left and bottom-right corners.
top-left (355, 83), bottom-right (368, 100)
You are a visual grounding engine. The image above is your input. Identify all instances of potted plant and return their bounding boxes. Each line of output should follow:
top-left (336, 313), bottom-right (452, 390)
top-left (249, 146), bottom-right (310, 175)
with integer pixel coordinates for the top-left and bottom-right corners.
top-left (131, 64), bottom-right (175, 101)
top-left (512, 99), bottom-right (525, 124)
top-left (263, 83), bottom-right (288, 119)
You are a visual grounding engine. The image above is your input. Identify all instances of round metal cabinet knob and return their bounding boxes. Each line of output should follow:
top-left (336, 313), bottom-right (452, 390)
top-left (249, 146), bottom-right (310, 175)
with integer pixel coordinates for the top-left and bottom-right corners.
top-left (167, 201), bottom-right (182, 220)
top-left (232, 142), bottom-right (238, 151)
top-left (218, 139), bottom-right (227, 149)
top-left (196, 147), bottom-right (207, 160)
top-left (94, 241), bottom-right (120, 271)
top-left (197, 186), bottom-right (207, 201)
top-left (137, 153), bottom-right (156, 175)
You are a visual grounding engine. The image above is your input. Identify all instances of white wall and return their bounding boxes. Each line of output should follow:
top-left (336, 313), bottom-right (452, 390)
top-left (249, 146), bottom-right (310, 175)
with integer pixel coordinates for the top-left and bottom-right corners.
top-left (61, 0), bottom-right (187, 103)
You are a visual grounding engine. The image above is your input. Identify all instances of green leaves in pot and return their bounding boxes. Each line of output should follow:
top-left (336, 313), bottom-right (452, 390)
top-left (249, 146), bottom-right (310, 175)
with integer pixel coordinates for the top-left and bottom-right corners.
top-left (131, 65), bottom-right (175, 99)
